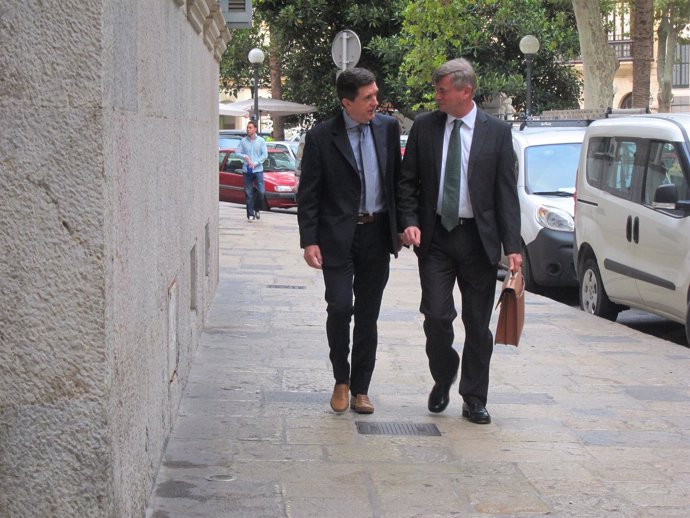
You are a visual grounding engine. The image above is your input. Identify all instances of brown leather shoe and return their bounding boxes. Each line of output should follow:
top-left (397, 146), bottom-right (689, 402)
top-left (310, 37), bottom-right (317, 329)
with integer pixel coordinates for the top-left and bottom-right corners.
top-left (350, 394), bottom-right (374, 414)
top-left (330, 383), bottom-right (349, 413)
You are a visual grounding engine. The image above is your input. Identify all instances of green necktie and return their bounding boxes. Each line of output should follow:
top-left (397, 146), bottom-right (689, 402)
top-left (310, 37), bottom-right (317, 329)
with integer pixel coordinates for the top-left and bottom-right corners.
top-left (441, 119), bottom-right (463, 231)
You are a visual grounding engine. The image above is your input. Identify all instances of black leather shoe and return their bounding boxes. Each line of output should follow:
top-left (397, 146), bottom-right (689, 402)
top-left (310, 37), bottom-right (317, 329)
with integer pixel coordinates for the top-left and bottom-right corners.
top-left (462, 402), bottom-right (491, 424)
top-left (427, 375), bottom-right (456, 413)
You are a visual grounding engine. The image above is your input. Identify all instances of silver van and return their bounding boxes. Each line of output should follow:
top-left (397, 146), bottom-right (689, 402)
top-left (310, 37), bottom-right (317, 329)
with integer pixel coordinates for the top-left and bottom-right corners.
top-left (574, 114), bottom-right (690, 343)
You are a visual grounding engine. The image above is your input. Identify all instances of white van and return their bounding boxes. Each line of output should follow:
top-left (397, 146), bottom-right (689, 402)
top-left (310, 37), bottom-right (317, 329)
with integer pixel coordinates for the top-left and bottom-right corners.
top-left (505, 121), bottom-right (587, 292)
top-left (574, 114), bottom-right (690, 344)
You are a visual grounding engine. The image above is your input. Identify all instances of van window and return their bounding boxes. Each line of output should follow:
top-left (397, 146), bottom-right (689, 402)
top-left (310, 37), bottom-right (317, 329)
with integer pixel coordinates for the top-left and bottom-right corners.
top-left (587, 137), bottom-right (638, 200)
top-left (585, 137), bottom-right (610, 188)
top-left (643, 141), bottom-right (689, 205)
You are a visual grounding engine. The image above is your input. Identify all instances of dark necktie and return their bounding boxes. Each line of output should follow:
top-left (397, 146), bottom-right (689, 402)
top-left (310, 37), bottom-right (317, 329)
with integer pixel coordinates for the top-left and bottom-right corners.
top-left (441, 119), bottom-right (463, 231)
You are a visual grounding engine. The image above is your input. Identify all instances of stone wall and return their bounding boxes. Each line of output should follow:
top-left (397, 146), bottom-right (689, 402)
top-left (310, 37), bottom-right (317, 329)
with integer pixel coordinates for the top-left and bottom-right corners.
top-left (0, 1), bottom-right (228, 516)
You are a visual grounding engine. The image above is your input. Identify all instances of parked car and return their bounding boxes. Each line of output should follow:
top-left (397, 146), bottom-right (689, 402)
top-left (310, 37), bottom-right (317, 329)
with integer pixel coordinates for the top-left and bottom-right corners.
top-left (400, 134), bottom-right (408, 156)
top-left (219, 148), bottom-right (298, 209)
top-left (574, 113), bottom-right (690, 344)
top-left (500, 120), bottom-right (588, 292)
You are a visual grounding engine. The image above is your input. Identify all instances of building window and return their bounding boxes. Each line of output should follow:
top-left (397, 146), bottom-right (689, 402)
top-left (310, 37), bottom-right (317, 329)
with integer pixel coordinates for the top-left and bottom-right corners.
top-left (606, 2), bottom-right (632, 60)
top-left (673, 44), bottom-right (689, 88)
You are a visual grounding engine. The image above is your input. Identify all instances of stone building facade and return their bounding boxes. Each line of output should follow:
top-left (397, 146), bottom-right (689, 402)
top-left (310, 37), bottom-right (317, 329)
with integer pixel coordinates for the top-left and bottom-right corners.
top-left (0, 1), bottom-right (231, 516)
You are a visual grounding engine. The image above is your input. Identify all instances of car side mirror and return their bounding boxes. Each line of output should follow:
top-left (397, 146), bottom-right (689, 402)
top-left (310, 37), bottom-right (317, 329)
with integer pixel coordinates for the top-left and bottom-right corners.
top-left (653, 183), bottom-right (690, 211)
top-left (653, 183), bottom-right (678, 207)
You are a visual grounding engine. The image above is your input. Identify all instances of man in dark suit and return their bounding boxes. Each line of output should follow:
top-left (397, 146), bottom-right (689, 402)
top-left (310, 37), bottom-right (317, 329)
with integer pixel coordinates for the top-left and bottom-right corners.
top-left (397, 58), bottom-right (522, 424)
top-left (297, 67), bottom-right (401, 415)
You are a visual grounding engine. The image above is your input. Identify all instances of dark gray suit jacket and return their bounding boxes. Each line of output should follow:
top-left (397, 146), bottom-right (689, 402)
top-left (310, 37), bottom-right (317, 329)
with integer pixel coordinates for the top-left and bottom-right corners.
top-left (397, 108), bottom-right (520, 264)
top-left (297, 112), bottom-right (401, 266)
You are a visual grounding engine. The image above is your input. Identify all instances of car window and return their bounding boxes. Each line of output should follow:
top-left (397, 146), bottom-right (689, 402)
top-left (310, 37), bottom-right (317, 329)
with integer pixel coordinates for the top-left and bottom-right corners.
top-left (607, 140), bottom-right (637, 198)
top-left (585, 137), bottom-right (608, 188)
top-left (218, 151), bottom-right (243, 173)
top-left (524, 143), bottom-right (581, 194)
top-left (264, 151), bottom-right (295, 172)
top-left (587, 137), bottom-right (639, 200)
top-left (644, 141), bottom-right (689, 205)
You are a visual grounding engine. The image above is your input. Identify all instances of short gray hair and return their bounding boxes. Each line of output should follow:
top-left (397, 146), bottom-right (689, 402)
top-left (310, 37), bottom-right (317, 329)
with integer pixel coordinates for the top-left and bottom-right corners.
top-left (432, 58), bottom-right (477, 91)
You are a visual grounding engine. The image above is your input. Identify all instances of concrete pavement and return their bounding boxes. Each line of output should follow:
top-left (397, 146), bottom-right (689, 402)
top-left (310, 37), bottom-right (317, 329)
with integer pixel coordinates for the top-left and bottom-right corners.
top-left (146, 202), bottom-right (690, 518)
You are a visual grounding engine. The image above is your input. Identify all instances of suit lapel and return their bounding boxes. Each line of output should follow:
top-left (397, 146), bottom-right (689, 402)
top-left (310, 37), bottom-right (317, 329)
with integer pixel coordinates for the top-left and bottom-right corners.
top-left (332, 113), bottom-right (359, 176)
top-left (467, 110), bottom-right (489, 180)
top-left (431, 111), bottom-right (447, 189)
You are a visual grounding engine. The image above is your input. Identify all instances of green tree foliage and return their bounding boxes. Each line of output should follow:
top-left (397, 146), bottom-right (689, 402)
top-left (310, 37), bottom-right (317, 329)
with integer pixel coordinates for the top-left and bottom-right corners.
top-left (384, 0), bottom-right (582, 115)
top-left (220, 0), bottom-right (583, 120)
top-left (220, 0), bottom-right (406, 123)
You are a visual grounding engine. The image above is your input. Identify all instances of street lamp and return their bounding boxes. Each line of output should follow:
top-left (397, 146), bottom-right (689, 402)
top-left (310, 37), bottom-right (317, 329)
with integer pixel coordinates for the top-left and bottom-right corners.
top-left (248, 47), bottom-right (265, 128)
top-left (519, 35), bottom-right (540, 118)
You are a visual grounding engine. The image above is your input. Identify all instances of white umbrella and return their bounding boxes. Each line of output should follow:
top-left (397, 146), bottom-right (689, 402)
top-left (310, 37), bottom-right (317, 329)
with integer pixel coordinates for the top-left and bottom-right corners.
top-left (221, 97), bottom-right (317, 116)
top-left (219, 102), bottom-right (248, 117)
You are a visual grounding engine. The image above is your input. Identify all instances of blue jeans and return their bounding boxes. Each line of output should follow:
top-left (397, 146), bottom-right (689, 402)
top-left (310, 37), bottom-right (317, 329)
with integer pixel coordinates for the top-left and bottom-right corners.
top-left (243, 170), bottom-right (265, 217)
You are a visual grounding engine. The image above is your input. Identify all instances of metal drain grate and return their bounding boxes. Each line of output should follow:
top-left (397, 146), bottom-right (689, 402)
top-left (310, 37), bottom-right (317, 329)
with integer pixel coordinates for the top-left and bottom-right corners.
top-left (356, 421), bottom-right (441, 436)
top-left (267, 284), bottom-right (306, 290)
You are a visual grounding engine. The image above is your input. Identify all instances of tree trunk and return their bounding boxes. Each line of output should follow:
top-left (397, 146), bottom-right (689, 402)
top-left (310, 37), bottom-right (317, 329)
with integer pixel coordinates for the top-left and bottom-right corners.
top-left (631, 0), bottom-right (653, 109)
top-left (572, 0), bottom-right (619, 109)
top-left (656, 14), bottom-right (675, 113)
top-left (269, 30), bottom-right (284, 140)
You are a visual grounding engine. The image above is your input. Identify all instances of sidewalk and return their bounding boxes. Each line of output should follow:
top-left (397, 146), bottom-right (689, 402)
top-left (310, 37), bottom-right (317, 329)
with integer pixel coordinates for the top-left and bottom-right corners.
top-left (147, 203), bottom-right (690, 518)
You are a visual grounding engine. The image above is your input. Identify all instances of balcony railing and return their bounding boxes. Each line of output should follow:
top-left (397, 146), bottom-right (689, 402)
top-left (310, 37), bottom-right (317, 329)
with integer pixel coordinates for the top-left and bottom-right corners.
top-left (610, 39), bottom-right (633, 61)
top-left (570, 39), bottom-right (633, 64)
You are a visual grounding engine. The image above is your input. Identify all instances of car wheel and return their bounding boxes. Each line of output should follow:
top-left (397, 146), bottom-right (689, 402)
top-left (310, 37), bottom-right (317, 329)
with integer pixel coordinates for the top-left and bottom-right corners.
top-left (521, 245), bottom-right (540, 293)
top-left (579, 258), bottom-right (620, 321)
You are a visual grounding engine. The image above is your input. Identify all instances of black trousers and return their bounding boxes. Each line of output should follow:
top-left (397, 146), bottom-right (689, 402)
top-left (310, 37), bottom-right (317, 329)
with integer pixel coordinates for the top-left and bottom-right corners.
top-left (321, 219), bottom-right (391, 396)
top-left (418, 218), bottom-right (497, 406)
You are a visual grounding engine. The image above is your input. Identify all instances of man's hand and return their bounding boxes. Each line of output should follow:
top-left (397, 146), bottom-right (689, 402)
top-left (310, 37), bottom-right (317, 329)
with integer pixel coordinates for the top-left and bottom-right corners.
top-left (401, 226), bottom-right (421, 247)
top-left (507, 252), bottom-right (523, 273)
top-left (303, 245), bottom-right (323, 269)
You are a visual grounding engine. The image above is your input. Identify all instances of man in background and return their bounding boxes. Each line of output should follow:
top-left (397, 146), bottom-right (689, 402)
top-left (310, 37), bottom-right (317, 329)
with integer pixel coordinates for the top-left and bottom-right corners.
top-left (237, 120), bottom-right (267, 221)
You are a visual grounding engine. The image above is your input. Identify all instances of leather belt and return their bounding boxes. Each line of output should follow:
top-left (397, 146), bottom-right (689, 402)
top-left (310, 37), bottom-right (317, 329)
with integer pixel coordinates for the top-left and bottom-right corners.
top-left (436, 215), bottom-right (475, 226)
top-left (356, 213), bottom-right (383, 224)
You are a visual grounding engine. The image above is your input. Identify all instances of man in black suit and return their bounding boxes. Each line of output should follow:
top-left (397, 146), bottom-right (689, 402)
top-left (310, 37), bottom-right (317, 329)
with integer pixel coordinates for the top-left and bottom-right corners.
top-left (397, 58), bottom-right (522, 424)
top-left (297, 68), bottom-right (401, 415)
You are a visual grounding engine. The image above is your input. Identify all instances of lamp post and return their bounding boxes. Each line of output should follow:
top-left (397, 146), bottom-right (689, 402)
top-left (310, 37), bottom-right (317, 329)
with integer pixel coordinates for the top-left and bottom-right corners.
top-left (519, 35), bottom-right (540, 119)
top-left (248, 48), bottom-right (265, 129)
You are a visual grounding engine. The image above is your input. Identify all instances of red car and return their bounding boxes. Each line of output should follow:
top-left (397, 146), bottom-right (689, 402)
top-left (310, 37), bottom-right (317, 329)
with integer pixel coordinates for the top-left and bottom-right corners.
top-left (219, 148), bottom-right (298, 209)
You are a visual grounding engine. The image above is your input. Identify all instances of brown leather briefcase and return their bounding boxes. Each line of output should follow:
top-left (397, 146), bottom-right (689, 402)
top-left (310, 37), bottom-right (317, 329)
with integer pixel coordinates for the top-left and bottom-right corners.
top-left (494, 270), bottom-right (525, 346)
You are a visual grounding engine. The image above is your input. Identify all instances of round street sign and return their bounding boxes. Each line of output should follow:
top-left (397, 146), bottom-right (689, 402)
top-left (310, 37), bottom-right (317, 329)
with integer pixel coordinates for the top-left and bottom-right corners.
top-left (331, 30), bottom-right (361, 71)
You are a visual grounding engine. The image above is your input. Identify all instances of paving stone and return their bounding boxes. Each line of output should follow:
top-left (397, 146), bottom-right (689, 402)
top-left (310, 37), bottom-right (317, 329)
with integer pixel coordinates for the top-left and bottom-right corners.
top-left (146, 204), bottom-right (690, 518)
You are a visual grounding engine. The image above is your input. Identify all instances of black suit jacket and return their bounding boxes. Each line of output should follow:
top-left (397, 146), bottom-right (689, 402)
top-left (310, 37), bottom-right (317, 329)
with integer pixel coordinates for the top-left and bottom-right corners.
top-left (297, 112), bottom-right (401, 266)
top-left (397, 108), bottom-right (520, 263)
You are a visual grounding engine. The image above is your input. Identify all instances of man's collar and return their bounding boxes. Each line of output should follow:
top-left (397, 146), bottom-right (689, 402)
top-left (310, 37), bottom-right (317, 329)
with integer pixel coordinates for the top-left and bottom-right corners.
top-left (342, 110), bottom-right (361, 130)
top-left (445, 101), bottom-right (477, 129)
